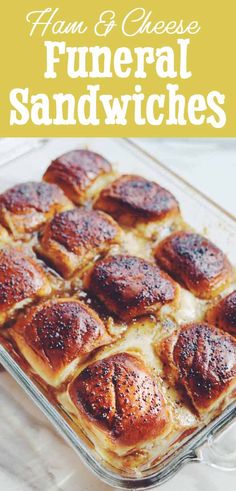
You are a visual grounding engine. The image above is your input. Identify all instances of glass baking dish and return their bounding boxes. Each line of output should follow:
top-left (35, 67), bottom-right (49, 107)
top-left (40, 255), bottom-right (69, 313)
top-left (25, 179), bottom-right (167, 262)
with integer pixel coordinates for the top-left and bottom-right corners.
top-left (0, 137), bottom-right (235, 490)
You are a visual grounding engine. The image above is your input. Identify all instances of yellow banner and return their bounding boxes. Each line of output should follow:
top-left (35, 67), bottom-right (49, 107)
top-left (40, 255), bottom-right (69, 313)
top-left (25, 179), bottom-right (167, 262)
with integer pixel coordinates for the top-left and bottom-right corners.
top-left (1, 0), bottom-right (235, 136)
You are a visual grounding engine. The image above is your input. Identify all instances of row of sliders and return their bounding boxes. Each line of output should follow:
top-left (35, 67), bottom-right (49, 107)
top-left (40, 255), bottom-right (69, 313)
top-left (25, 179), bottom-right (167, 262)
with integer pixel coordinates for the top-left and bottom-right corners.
top-left (0, 149), bottom-right (180, 243)
top-left (9, 299), bottom-right (236, 462)
top-left (0, 240), bottom-right (235, 330)
top-left (0, 148), bottom-right (234, 468)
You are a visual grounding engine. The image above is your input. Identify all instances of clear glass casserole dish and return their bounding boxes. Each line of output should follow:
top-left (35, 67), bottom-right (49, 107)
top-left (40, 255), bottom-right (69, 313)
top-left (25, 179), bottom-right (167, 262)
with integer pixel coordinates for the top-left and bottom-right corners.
top-left (0, 137), bottom-right (235, 490)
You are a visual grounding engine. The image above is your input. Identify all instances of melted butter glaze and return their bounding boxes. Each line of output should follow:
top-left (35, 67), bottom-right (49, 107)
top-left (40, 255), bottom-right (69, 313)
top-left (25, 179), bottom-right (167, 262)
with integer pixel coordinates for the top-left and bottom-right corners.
top-left (44, 149), bottom-right (112, 203)
top-left (85, 254), bottom-right (178, 321)
top-left (155, 231), bottom-right (232, 299)
top-left (45, 209), bottom-right (121, 254)
top-left (0, 247), bottom-right (50, 314)
top-left (0, 181), bottom-right (68, 214)
top-left (69, 352), bottom-right (169, 447)
top-left (207, 290), bottom-right (236, 335)
top-left (0, 158), bottom-right (235, 473)
top-left (162, 322), bottom-right (236, 412)
top-left (15, 299), bottom-right (110, 371)
top-left (94, 174), bottom-right (179, 226)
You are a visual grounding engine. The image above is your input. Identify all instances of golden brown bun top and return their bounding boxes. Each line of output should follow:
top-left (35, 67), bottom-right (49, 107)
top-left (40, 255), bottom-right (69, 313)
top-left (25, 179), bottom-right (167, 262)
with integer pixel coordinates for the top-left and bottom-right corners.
top-left (43, 208), bottom-right (121, 254)
top-left (95, 174), bottom-right (179, 221)
top-left (69, 352), bottom-right (169, 446)
top-left (155, 231), bottom-right (232, 298)
top-left (85, 254), bottom-right (178, 321)
top-left (0, 181), bottom-right (68, 214)
top-left (207, 291), bottom-right (236, 335)
top-left (172, 322), bottom-right (236, 409)
top-left (44, 149), bottom-right (111, 191)
top-left (14, 298), bottom-right (110, 370)
top-left (0, 247), bottom-right (49, 313)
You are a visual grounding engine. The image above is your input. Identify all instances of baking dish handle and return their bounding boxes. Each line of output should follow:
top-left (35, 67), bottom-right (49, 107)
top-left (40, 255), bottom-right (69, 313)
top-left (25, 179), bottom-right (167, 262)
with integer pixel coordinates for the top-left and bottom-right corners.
top-left (195, 420), bottom-right (236, 471)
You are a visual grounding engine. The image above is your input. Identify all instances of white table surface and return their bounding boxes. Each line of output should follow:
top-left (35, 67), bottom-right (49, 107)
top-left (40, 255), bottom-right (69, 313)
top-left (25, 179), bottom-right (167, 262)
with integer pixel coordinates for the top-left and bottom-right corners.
top-left (0, 138), bottom-right (235, 491)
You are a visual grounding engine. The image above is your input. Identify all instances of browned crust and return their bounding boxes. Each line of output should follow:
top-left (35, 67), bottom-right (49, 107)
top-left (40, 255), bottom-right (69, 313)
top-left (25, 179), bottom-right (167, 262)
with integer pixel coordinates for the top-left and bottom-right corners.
top-left (94, 174), bottom-right (180, 226)
top-left (0, 247), bottom-right (50, 314)
top-left (48, 209), bottom-right (121, 252)
top-left (206, 291), bottom-right (236, 335)
top-left (159, 322), bottom-right (236, 413)
top-left (84, 254), bottom-right (179, 321)
top-left (43, 149), bottom-right (112, 204)
top-left (38, 209), bottom-right (122, 278)
top-left (69, 352), bottom-right (169, 447)
top-left (0, 181), bottom-right (72, 238)
top-left (155, 231), bottom-right (232, 299)
top-left (12, 298), bottom-right (110, 371)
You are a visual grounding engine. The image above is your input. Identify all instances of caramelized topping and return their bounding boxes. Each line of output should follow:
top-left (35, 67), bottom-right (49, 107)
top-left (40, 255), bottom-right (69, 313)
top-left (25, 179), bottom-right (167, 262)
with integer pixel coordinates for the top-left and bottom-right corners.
top-left (0, 181), bottom-right (68, 214)
top-left (69, 353), bottom-right (169, 446)
top-left (155, 231), bottom-right (232, 298)
top-left (206, 291), bottom-right (236, 335)
top-left (46, 209), bottom-right (121, 254)
top-left (17, 299), bottom-right (110, 370)
top-left (0, 247), bottom-right (50, 313)
top-left (169, 322), bottom-right (236, 411)
top-left (44, 149), bottom-right (112, 203)
top-left (94, 174), bottom-right (179, 225)
top-left (85, 254), bottom-right (178, 321)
